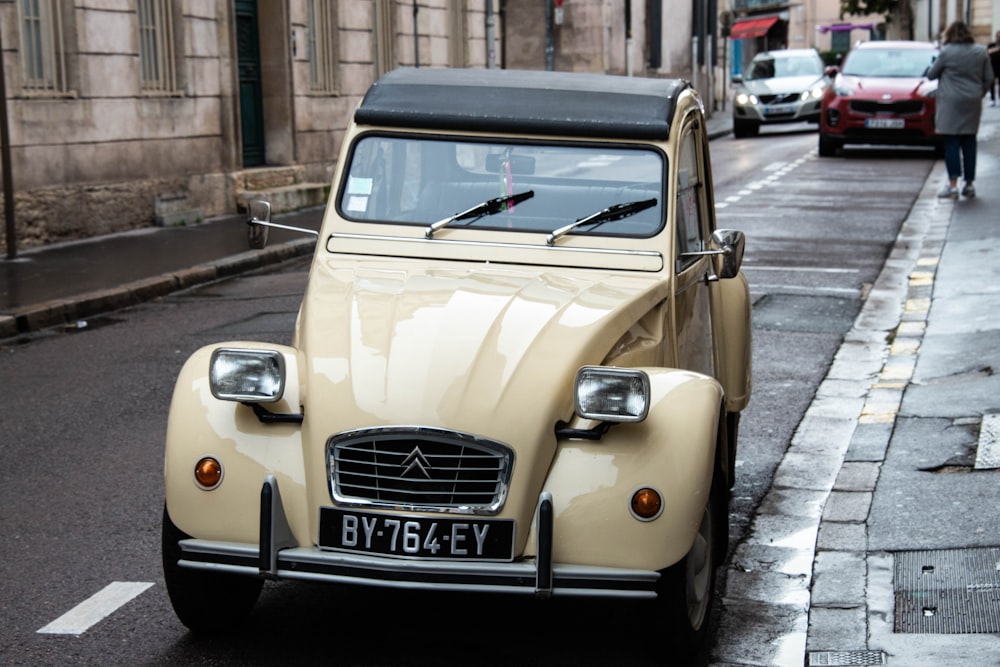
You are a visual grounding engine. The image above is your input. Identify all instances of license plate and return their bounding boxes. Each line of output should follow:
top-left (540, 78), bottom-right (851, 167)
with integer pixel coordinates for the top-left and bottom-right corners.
top-left (318, 507), bottom-right (515, 561)
top-left (865, 118), bottom-right (905, 129)
top-left (763, 103), bottom-right (794, 115)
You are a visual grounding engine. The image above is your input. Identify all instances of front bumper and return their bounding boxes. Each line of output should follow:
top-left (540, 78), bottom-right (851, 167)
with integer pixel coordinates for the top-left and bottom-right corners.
top-left (733, 98), bottom-right (821, 124)
top-left (176, 476), bottom-right (660, 599)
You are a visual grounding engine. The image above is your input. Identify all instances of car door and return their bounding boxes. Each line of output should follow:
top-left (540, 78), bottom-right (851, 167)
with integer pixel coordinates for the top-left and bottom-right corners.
top-left (672, 118), bottom-right (715, 378)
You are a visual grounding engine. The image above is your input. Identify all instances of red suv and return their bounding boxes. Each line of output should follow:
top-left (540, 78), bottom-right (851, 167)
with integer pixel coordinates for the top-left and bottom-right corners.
top-left (819, 40), bottom-right (939, 157)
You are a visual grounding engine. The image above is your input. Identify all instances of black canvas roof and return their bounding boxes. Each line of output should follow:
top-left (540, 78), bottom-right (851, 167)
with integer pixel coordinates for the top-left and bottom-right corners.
top-left (354, 68), bottom-right (690, 140)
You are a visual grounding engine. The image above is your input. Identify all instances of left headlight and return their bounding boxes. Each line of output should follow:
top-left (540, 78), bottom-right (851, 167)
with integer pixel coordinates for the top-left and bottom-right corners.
top-left (209, 348), bottom-right (286, 403)
top-left (801, 83), bottom-right (826, 101)
top-left (574, 366), bottom-right (650, 423)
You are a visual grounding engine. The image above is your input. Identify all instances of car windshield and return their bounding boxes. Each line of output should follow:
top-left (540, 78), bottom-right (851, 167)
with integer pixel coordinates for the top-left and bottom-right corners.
top-left (338, 134), bottom-right (666, 238)
top-left (841, 47), bottom-right (937, 77)
top-left (745, 54), bottom-right (823, 80)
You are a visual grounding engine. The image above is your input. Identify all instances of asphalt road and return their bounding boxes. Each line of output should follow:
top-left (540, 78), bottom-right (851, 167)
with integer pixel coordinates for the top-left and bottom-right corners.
top-left (0, 124), bottom-right (935, 666)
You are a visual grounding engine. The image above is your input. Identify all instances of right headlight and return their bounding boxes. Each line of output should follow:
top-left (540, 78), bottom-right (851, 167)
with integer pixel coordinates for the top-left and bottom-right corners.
top-left (574, 366), bottom-right (650, 423)
top-left (735, 92), bottom-right (759, 106)
top-left (209, 347), bottom-right (286, 403)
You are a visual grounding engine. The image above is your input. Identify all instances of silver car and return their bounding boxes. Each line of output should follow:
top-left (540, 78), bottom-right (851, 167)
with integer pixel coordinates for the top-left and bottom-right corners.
top-left (732, 48), bottom-right (828, 138)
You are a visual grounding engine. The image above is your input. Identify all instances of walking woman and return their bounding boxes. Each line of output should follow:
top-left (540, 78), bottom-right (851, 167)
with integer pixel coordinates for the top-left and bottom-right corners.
top-left (927, 21), bottom-right (994, 199)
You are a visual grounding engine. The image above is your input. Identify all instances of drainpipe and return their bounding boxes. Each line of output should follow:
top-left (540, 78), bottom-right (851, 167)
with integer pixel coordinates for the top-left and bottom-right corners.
top-left (486, 0), bottom-right (496, 68)
top-left (545, 0), bottom-right (554, 70)
top-left (0, 22), bottom-right (15, 260)
top-left (413, 0), bottom-right (419, 67)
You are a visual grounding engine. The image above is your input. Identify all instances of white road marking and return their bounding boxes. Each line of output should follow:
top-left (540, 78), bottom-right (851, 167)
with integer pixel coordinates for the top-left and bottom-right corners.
top-left (37, 581), bottom-right (154, 636)
top-left (743, 265), bottom-right (856, 274)
top-left (976, 414), bottom-right (1000, 470)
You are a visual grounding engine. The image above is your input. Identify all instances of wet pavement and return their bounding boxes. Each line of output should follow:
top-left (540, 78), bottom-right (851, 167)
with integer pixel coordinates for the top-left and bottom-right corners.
top-left (2, 109), bottom-right (999, 666)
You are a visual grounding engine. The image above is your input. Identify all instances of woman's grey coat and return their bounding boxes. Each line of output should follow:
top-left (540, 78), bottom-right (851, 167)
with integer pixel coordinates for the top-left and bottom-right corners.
top-left (927, 43), bottom-right (994, 135)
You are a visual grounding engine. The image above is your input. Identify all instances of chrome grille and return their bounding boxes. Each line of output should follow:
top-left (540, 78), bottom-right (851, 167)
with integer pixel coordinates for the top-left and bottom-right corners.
top-left (759, 92), bottom-right (800, 104)
top-left (327, 427), bottom-right (514, 514)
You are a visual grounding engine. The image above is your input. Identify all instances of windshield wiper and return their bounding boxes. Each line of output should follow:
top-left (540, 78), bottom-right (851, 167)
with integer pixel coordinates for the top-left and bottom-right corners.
top-left (546, 198), bottom-right (657, 246)
top-left (425, 190), bottom-right (534, 239)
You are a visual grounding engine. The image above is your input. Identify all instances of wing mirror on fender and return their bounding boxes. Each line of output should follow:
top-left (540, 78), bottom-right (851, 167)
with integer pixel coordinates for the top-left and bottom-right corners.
top-left (678, 229), bottom-right (746, 281)
top-left (245, 199), bottom-right (319, 250)
top-left (709, 228), bottom-right (746, 280)
top-left (247, 200), bottom-right (271, 249)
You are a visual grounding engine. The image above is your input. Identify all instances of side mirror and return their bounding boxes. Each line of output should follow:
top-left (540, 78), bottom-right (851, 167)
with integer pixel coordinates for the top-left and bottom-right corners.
top-left (709, 228), bottom-right (745, 280)
top-left (247, 200), bottom-right (271, 249)
top-left (731, 74), bottom-right (743, 84)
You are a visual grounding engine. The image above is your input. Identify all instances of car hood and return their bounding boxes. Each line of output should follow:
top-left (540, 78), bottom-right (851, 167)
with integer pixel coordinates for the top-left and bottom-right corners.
top-left (742, 75), bottom-right (823, 95)
top-left (295, 258), bottom-right (669, 434)
top-left (834, 74), bottom-right (936, 98)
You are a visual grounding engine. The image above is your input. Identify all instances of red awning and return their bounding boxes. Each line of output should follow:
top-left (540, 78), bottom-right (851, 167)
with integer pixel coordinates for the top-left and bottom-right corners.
top-left (729, 16), bottom-right (780, 40)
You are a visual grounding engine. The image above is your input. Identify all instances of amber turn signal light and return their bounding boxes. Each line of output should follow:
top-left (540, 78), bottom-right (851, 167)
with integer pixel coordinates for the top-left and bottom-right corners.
top-left (194, 457), bottom-right (223, 490)
top-left (630, 487), bottom-right (662, 520)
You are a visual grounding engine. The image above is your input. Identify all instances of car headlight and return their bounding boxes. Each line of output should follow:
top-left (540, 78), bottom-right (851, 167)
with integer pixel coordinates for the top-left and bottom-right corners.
top-left (735, 92), bottom-right (758, 106)
top-left (574, 366), bottom-right (650, 423)
top-left (801, 84), bottom-right (825, 101)
top-left (209, 348), bottom-right (286, 403)
top-left (833, 85), bottom-right (853, 97)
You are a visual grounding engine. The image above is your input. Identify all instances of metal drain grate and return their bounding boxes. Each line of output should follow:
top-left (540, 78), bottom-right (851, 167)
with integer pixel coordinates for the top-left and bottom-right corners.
top-left (894, 547), bottom-right (1000, 633)
top-left (807, 650), bottom-right (887, 666)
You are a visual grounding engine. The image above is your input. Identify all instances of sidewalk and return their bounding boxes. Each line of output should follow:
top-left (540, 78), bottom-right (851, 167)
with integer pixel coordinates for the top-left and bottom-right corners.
top-left (713, 108), bottom-right (1000, 665)
top-left (0, 206), bottom-right (324, 338)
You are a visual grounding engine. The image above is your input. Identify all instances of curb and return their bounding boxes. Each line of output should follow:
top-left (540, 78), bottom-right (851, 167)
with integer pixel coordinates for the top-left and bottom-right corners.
top-left (0, 237), bottom-right (315, 340)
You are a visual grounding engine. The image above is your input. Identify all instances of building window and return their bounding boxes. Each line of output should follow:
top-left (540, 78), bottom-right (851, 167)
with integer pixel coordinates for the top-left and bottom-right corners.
top-left (138, 0), bottom-right (178, 94)
top-left (17, 0), bottom-right (69, 94)
top-left (308, 0), bottom-right (338, 93)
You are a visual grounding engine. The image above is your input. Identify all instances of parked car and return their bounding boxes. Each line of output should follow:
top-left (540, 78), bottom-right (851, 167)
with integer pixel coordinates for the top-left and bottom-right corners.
top-left (162, 67), bottom-right (752, 661)
top-left (819, 40), bottom-right (939, 157)
top-left (731, 48), bottom-right (828, 138)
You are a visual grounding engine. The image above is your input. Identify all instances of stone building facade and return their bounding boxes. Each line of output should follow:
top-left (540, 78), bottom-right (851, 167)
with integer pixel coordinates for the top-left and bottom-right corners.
top-left (0, 0), bottom-right (497, 253)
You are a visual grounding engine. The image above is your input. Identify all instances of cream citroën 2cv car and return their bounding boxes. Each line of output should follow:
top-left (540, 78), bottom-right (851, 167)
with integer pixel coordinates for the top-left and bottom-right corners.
top-left (162, 66), bottom-right (751, 661)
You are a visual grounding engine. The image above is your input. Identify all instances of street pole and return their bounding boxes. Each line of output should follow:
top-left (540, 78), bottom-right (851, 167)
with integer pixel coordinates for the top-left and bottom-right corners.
top-left (545, 0), bottom-right (554, 71)
top-left (413, 0), bottom-right (419, 67)
top-left (0, 20), bottom-right (16, 260)
top-left (485, 0), bottom-right (496, 68)
top-left (625, 0), bottom-right (633, 76)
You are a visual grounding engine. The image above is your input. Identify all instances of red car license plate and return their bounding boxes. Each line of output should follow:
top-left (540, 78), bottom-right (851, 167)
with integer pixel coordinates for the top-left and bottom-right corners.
top-left (319, 507), bottom-right (515, 560)
top-left (865, 118), bottom-right (905, 129)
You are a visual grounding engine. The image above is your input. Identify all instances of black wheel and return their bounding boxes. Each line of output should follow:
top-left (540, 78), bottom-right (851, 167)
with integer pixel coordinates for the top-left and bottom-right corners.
top-left (818, 133), bottom-right (840, 157)
top-left (732, 118), bottom-right (759, 138)
top-left (162, 506), bottom-right (263, 632)
top-left (646, 476), bottom-right (725, 663)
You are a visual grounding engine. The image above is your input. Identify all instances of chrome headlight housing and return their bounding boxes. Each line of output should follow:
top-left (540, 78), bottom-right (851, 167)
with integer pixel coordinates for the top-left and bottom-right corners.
top-left (209, 348), bottom-right (286, 403)
top-left (574, 367), bottom-right (650, 423)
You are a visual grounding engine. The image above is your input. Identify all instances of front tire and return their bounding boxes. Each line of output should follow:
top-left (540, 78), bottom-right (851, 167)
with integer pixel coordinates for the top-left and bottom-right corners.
top-left (647, 476), bottom-right (725, 663)
top-left (162, 506), bottom-right (263, 632)
top-left (818, 133), bottom-right (840, 157)
top-left (733, 118), bottom-right (760, 138)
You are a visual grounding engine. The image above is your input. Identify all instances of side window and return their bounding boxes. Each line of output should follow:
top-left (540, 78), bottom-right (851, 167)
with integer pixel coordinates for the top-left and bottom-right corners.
top-left (307, 0), bottom-right (338, 94)
top-left (675, 127), bottom-right (705, 272)
top-left (138, 0), bottom-right (180, 95)
top-left (17, 0), bottom-right (69, 95)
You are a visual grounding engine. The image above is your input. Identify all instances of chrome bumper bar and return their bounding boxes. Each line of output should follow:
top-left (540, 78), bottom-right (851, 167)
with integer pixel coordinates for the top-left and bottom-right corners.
top-left (176, 476), bottom-right (659, 599)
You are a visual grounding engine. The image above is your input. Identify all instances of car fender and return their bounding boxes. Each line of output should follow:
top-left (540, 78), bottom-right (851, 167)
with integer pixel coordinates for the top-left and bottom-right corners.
top-left (163, 342), bottom-right (309, 545)
top-left (532, 368), bottom-right (723, 572)
top-left (712, 271), bottom-right (752, 413)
